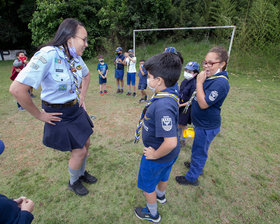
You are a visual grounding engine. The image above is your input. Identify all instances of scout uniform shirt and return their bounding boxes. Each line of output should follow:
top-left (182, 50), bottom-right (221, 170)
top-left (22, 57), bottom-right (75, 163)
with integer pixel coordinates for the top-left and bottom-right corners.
top-left (15, 46), bottom-right (89, 104)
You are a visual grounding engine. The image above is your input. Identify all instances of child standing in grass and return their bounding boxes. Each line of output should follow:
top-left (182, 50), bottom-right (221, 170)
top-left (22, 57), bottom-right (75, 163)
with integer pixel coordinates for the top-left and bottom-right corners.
top-left (125, 49), bottom-right (137, 97)
top-left (97, 56), bottom-right (109, 95)
top-left (178, 61), bottom-right (200, 146)
top-left (138, 59), bottom-right (148, 103)
top-left (134, 50), bottom-right (183, 223)
top-left (10, 51), bottom-right (28, 110)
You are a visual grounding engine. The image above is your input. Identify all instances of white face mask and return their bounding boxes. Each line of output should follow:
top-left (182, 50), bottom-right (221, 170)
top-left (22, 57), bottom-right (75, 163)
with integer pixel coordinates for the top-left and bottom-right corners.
top-left (184, 71), bottom-right (194, 80)
top-left (147, 79), bottom-right (156, 92)
top-left (215, 68), bottom-right (221, 74)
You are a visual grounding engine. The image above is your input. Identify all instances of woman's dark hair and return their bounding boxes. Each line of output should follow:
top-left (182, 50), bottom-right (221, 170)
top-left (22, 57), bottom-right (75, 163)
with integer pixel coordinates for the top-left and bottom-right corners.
top-left (144, 52), bottom-right (183, 87)
top-left (208, 46), bottom-right (228, 70)
top-left (41, 18), bottom-right (84, 49)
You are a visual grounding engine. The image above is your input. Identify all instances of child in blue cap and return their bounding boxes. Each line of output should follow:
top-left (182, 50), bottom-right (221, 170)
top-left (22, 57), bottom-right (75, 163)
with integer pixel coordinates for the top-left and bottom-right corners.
top-left (178, 61), bottom-right (200, 146)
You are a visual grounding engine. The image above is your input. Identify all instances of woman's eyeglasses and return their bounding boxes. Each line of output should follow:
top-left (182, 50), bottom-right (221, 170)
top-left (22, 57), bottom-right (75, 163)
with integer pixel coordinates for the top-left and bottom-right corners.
top-left (75, 36), bottom-right (88, 44)
top-left (202, 60), bottom-right (221, 67)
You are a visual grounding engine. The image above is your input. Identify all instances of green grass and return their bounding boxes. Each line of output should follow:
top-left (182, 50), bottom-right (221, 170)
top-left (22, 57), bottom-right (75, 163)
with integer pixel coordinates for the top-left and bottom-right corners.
top-left (0, 41), bottom-right (279, 224)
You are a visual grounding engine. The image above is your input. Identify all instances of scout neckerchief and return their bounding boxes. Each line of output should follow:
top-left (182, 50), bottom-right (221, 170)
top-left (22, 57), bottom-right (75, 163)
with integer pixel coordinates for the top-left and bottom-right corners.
top-left (134, 91), bottom-right (179, 144)
top-left (58, 46), bottom-right (80, 101)
top-left (183, 74), bottom-right (228, 113)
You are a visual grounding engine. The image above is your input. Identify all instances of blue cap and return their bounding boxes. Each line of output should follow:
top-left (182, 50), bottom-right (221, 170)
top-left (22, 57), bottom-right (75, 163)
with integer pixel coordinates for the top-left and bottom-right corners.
top-left (116, 47), bottom-right (123, 52)
top-left (184, 61), bottom-right (200, 72)
top-left (128, 49), bottom-right (133, 53)
top-left (0, 140), bottom-right (5, 155)
top-left (164, 47), bottom-right (177, 54)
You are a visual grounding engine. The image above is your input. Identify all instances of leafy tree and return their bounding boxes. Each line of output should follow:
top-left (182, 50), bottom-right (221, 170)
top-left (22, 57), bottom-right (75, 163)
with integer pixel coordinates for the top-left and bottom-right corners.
top-left (29, 0), bottom-right (104, 58)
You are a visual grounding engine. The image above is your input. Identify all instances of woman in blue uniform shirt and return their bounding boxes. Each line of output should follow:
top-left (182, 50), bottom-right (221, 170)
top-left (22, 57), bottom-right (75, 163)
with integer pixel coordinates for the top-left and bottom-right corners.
top-left (176, 46), bottom-right (230, 186)
top-left (10, 18), bottom-right (97, 196)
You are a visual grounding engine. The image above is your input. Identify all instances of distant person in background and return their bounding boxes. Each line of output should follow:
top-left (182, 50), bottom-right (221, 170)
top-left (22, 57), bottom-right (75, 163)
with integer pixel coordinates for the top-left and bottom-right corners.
top-left (10, 18), bottom-right (97, 196)
top-left (10, 51), bottom-right (28, 110)
top-left (178, 61), bottom-right (200, 146)
top-left (125, 49), bottom-right (137, 97)
top-left (176, 46), bottom-right (230, 186)
top-left (114, 47), bottom-right (126, 93)
top-left (97, 55), bottom-right (109, 95)
top-left (0, 139), bottom-right (35, 223)
top-left (138, 59), bottom-right (148, 103)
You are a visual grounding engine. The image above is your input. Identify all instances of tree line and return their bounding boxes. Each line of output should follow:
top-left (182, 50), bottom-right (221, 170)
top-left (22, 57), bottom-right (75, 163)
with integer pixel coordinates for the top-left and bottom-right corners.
top-left (1, 0), bottom-right (279, 58)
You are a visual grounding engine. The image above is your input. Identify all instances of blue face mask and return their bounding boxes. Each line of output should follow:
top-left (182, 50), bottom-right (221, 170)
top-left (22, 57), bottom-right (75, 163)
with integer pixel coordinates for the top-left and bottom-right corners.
top-left (68, 40), bottom-right (78, 58)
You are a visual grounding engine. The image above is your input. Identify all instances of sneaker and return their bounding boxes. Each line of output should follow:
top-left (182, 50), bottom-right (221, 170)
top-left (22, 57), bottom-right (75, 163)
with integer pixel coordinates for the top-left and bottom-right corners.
top-left (175, 176), bottom-right (199, 186)
top-left (184, 161), bottom-right (191, 169)
top-left (104, 90), bottom-right (109, 94)
top-left (126, 92), bottom-right (131, 96)
top-left (79, 171), bottom-right (97, 184)
top-left (156, 194), bottom-right (167, 204)
top-left (100, 91), bottom-right (104, 95)
top-left (120, 89), bottom-right (124, 93)
top-left (68, 179), bottom-right (89, 196)
top-left (132, 92), bottom-right (136, 97)
top-left (116, 89), bottom-right (121, 93)
top-left (134, 207), bottom-right (161, 223)
top-left (139, 98), bottom-right (145, 103)
top-left (18, 107), bottom-right (25, 111)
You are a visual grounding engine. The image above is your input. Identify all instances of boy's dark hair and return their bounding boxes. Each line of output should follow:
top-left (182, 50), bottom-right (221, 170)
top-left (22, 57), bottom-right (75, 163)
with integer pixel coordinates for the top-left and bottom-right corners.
top-left (140, 59), bottom-right (145, 63)
top-left (16, 51), bottom-right (25, 57)
top-left (144, 52), bottom-right (183, 87)
top-left (98, 55), bottom-right (104, 59)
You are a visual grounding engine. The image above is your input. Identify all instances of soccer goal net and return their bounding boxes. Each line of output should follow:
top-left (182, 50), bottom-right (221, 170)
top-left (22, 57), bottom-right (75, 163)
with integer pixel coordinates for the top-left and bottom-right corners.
top-left (133, 26), bottom-right (236, 66)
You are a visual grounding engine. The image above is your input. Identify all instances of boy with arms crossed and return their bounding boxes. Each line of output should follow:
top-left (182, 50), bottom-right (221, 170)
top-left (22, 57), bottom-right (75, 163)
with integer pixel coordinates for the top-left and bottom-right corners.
top-left (134, 51), bottom-right (183, 223)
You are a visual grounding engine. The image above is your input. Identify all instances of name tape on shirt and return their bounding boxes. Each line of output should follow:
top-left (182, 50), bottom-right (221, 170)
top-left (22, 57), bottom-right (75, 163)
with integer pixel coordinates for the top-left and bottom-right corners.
top-left (161, 116), bottom-right (172, 131)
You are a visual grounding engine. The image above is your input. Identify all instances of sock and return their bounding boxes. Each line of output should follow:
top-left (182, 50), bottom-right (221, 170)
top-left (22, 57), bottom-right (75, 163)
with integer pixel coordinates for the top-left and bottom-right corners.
top-left (156, 186), bottom-right (166, 198)
top-left (69, 166), bottom-right (81, 185)
top-left (128, 90), bottom-right (131, 93)
top-left (121, 87), bottom-right (123, 90)
top-left (147, 203), bottom-right (158, 217)
top-left (117, 85), bottom-right (120, 89)
top-left (80, 156), bottom-right (87, 177)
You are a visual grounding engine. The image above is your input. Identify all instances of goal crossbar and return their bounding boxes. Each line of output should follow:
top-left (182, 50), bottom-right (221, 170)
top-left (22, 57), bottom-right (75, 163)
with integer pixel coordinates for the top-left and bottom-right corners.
top-left (133, 25), bottom-right (236, 62)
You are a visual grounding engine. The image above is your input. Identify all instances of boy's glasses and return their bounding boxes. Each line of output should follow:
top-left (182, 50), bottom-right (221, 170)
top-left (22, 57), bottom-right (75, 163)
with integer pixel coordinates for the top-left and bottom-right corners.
top-left (75, 36), bottom-right (88, 44)
top-left (202, 60), bottom-right (221, 67)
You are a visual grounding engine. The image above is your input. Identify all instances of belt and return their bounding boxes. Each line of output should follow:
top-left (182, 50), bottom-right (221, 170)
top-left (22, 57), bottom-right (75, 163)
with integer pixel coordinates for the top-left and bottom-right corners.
top-left (42, 99), bottom-right (77, 108)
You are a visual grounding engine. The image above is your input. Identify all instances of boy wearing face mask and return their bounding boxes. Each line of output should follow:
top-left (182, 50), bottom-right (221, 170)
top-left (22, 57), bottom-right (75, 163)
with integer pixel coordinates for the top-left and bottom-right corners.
top-left (97, 56), bottom-right (109, 95)
top-left (114, 47), bottom-right (126, 93)
top-left (10, 51), bottom-right (28, 110)
top-left (178, 61), bottom-right (200, 145)
top-left (134, 51), bottom-right (183, 223)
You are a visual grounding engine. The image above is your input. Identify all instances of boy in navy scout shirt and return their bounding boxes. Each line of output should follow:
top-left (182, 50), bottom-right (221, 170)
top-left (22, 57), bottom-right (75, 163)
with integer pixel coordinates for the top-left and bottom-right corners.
top-left (97, 55), bottom-right (109, 95)
top-left (134, 51), bottom-right (183, 223)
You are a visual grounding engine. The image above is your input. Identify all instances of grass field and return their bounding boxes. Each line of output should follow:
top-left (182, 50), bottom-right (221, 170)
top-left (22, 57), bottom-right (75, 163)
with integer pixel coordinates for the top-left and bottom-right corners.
top-left (0, 41), bottom-right (279, 224)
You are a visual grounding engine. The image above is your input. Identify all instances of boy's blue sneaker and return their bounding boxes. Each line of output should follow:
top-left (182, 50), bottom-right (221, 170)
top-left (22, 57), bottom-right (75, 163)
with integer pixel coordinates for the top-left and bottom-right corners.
top-left (156, 194), bottom-right (167, 204)
top-left (18, 107), bottom-right (25, 111)
top-left (134, 207), bottom-right (161, 223)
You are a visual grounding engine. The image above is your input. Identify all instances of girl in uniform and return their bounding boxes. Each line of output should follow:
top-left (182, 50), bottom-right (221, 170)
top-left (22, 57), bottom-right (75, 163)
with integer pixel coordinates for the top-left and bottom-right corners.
top-left (10, 18), bottom-right (97, 196)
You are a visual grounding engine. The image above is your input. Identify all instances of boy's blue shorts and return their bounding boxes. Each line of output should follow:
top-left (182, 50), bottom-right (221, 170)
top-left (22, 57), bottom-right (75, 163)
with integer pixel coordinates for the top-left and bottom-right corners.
top-left (137, 155), bottom-right (178, 193)
top-left (99, 77), bottom-right (107, 84)
top-left (127, 72), bottom-right (136, 85)
top-left (138, 81), bottom-right (147, 90)
top-left (115, 69), bottom-right (124, 79)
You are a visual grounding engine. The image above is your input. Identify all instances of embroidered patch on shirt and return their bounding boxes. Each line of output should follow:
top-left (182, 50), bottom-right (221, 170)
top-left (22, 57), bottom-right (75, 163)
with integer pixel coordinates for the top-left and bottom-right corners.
top-left (55, 58), bottom-right (61, 64)
top-left (161, 116), bottom-right (172, 131)
top-left (209, 91), bottom-right (218, 101)
top-left (30, 62), bottom-right (39, 70)
top-left (58, 84), bottom-right (67, 91)
top-left (33, 55), bottom-right (47, 64)
top-left (76, 65), bottom-right (82, 70)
